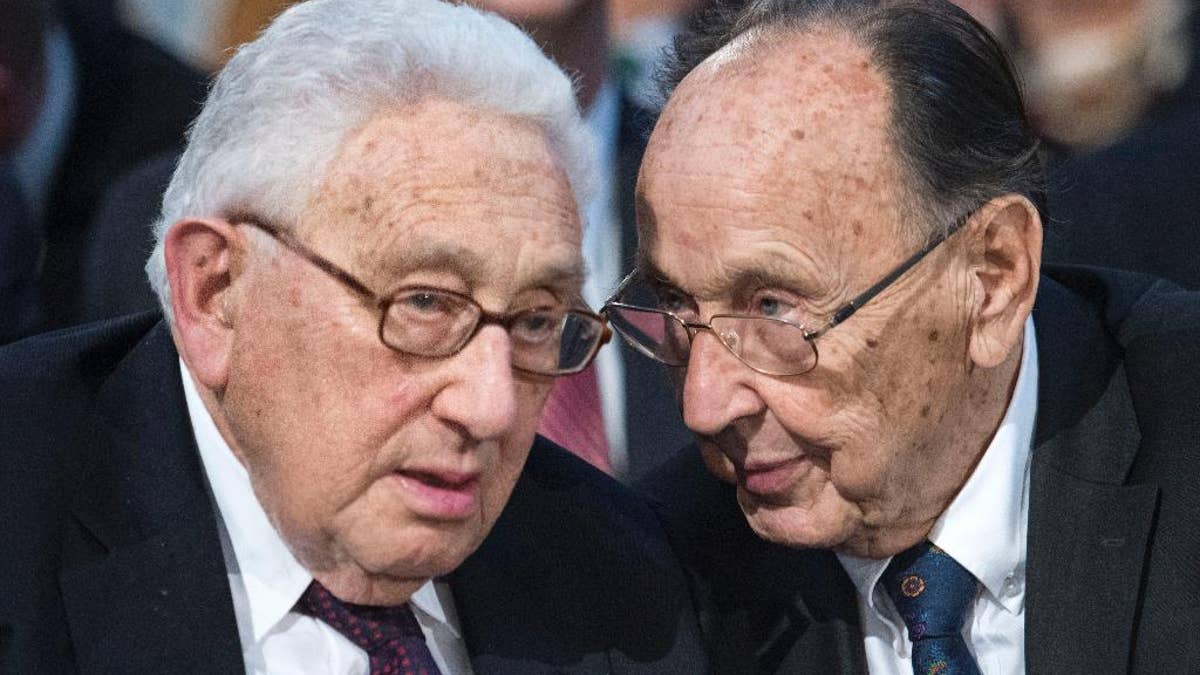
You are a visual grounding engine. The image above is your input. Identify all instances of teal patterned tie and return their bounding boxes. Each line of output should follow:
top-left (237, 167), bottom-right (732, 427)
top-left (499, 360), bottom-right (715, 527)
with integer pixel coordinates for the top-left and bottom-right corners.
top-left (882, 541), bottom-right (982, 675)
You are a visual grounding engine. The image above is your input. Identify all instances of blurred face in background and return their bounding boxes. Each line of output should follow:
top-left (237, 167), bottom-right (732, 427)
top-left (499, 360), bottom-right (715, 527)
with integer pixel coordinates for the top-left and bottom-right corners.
top-left (954, 0), bottom-right (1191, 147)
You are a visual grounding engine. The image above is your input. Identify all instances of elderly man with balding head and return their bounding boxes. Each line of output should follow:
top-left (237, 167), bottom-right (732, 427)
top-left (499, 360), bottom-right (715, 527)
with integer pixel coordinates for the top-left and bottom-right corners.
top-left (0, 1), bottom-right (705, 672)
top-left (617, 1), bottom-right (1200, 673)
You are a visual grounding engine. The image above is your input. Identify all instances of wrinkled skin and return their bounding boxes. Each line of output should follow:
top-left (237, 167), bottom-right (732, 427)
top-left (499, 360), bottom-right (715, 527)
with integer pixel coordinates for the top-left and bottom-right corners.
top-left (638, 29), bottom-right (1031, 558)
top-left (170, 99), bottom-right (584, 603)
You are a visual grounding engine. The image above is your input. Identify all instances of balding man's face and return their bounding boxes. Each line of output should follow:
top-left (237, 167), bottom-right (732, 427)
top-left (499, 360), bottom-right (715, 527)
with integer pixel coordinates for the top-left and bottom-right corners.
top-left (637, 32), bottom-right (984, 556)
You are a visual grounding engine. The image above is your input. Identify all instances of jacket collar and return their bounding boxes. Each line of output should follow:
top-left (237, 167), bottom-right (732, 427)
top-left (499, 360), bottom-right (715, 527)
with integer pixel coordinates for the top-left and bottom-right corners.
top-left (60, 319), bottom-right (244, 674)
top-left (1025, 272), bottom-right (1157, 673)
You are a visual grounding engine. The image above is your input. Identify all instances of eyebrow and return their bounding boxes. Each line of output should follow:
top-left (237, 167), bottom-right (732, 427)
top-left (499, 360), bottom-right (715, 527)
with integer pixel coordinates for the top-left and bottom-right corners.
top-left (639, 252), bottom-right (825, 301)
top-left (386, 241), bottom-right (586, 297)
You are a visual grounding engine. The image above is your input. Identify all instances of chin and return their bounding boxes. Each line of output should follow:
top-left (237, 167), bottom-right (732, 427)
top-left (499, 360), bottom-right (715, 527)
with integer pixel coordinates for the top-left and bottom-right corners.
top-left (739, 495), bottom-right (855, 551)
top-left (347, 520), bottom-right (485, 581)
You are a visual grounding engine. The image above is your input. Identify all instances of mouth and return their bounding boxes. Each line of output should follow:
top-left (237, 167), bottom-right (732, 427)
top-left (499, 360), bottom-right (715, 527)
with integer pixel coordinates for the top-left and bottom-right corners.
top-left (390, 468), bottom-right (482, 521)
top-left (738, 456), bottom-right (808, 500)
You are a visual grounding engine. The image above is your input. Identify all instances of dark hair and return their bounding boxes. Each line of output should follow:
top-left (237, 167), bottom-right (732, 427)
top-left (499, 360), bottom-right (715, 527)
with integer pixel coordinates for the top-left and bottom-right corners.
top-left (664, 0), bottom-right (1045, 237)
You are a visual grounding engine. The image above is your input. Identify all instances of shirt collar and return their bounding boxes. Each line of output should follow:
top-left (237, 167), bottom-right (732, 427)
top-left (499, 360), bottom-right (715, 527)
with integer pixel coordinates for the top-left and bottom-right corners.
top-left (838, 316), bottom-right (1038, 615)
top-left (179, 359), bottom-right (460, 643)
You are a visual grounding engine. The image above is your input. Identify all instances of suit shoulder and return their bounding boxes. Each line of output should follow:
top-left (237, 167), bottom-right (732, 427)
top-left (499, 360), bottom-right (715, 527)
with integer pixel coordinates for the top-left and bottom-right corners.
top-left (0, 313), bottom-right (163, 460)
top-left (515, 437), bottom-right (671, 546)
top-left (457, 438), bottom-right (708, 671)
top-left (0, 313), bottom-right (162, 393)
top-left (1043, 265), bottom-right (1200, 338)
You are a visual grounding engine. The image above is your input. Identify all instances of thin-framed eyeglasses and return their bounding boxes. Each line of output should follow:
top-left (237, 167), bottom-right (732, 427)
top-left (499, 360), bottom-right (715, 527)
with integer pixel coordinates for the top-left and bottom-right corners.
top-left (235, 215), bottom-right (611, 376)
top-left (601, 215), bottom-right (970, 376)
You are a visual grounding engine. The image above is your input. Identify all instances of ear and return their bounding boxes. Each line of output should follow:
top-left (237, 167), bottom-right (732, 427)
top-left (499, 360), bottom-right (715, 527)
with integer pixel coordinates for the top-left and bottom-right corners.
top-left (164, 218), bottom-right (250, 392)
top-left (965, 194), bottom-right (1042, 368)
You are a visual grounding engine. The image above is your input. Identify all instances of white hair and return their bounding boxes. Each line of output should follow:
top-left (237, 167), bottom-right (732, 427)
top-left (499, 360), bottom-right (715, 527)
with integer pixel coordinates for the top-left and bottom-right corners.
top-left (146, 0), bottom-right (595, 318)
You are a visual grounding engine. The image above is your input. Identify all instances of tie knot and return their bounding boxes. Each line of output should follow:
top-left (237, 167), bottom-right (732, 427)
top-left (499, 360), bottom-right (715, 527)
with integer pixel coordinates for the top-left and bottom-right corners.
top-left (295, 581), bottom-right (425, 654)
top-left (881, 541), bottom-right (978, 641)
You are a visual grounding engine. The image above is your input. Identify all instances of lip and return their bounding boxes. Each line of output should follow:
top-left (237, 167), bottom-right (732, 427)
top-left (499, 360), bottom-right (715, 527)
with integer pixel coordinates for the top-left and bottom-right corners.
top-left (739, 456), bottom-right (807, 498)
top-left (389, 467), bottom-right (482, 520)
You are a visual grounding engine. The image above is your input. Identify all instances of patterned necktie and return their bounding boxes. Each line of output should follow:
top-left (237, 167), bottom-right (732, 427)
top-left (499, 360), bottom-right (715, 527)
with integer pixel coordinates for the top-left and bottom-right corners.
top-left (537, 362), bottom-right (613, 473)
top-left (295, 580), bottom-right (442, 675)
top-left (882, 541), bottom-right (983, 675)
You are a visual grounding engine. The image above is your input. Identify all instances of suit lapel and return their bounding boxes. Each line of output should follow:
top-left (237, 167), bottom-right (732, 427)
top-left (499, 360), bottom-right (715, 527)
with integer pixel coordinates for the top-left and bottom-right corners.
top-left (1026, 277), bottom-right (1158, 674)
top-left (60, 321), bottom-right (243, 674)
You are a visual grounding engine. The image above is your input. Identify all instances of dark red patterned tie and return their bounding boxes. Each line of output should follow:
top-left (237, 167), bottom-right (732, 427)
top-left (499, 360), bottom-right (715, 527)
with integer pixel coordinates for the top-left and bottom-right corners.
top-left (537, 362), bottom-right (613, 473)
top-left (295, 580), bottom-right (442, 675)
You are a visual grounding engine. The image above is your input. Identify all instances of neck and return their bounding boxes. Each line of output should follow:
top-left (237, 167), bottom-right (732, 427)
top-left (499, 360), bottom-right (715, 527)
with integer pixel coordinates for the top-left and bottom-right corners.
top-left (849, 343), bottom-right (1025, 559)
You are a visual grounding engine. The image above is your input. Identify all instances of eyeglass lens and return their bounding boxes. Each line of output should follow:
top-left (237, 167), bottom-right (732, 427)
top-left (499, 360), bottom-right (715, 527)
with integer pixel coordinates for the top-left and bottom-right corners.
top-left (382, 288), bottom-right (604, 375)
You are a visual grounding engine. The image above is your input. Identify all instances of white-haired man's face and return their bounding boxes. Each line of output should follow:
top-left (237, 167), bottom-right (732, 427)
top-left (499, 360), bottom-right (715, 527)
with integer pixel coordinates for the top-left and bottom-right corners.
top-left (169, 99), bottom-right (584, 604)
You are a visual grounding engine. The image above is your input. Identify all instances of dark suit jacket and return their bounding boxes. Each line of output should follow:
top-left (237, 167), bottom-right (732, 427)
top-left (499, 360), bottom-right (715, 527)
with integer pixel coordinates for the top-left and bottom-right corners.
top-left (0, 314), bottom-right (707, 674)
top-left (643, 266), bottom-right (1200, 674)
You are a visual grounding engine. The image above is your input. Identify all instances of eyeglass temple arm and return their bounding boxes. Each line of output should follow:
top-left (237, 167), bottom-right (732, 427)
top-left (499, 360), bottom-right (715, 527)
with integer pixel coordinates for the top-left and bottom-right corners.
top-left (809, 215), bottom-right (970, 339)
top-left (233, 213), bottom-right (380, 302)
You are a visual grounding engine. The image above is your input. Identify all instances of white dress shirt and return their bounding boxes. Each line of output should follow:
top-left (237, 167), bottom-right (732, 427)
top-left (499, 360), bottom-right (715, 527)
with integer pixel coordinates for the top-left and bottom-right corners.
top-left (838, 318), bottom-right (1039, 675)
top-left (181, 361), bottom-right (473, 674)
top-left (581, 79), bottom-right (629, 473)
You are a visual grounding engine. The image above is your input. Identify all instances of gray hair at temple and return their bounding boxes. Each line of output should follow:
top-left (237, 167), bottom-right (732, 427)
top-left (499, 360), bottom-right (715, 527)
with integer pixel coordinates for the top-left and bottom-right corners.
top-left (664, 0), bottom-right (1045, 241)
top-left (146, 0), bottom-right (595, 319)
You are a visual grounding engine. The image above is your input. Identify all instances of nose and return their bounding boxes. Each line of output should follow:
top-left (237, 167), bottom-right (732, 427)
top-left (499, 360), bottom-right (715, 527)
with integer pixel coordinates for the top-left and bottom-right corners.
top-left (431, 325), bottom-right (519, 441)
top-left (681, 330), bottom-right (766, 437)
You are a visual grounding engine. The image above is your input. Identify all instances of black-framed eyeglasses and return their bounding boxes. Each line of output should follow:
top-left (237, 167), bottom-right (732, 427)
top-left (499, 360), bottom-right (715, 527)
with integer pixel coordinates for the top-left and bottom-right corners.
top-left (600, 215), bottom-right (970, 376)
top-left (237, 215), bottom-right (611, 376)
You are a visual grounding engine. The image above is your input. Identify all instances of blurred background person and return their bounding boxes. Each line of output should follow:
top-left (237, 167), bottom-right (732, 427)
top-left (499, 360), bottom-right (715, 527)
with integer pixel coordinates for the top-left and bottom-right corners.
top-left (0, 0), bottom-right (206, 343)
top-left (954, 0), bottom-right (1200, 289)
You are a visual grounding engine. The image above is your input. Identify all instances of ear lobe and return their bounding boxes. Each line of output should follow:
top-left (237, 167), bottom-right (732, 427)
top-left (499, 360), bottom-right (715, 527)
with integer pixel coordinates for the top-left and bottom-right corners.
top-left (164, 218), bottom-right (247, 391)
top-left (966, 195), bottom-right (1042, 368)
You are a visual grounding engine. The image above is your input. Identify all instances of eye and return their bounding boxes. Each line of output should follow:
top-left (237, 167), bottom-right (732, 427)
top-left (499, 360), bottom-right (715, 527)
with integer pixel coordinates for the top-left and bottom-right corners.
top-left (390, 288), bottom-right (468, 324)
top-left (401, 290), bottom-right (449, 313)
top-left (750, 293), bottom-right (796, 319)
top-left (653, 285), bottom-right (693, 315)
top-left (510, 308), bottom-right (562, 344)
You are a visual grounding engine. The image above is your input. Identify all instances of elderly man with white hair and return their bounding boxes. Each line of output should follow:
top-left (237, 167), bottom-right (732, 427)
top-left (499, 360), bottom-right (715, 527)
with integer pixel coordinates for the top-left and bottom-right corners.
top-left (0, 1), bottom-right (706, 673)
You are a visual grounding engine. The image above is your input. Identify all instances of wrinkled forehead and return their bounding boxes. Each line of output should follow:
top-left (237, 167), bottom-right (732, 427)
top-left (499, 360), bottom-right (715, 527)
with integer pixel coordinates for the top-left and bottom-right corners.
top-left (298, 99), bottom-right (585, 296)
top-left (639, 27), bottom-right (905, 245)
top-left (649, 26), bottom-right (894, 183)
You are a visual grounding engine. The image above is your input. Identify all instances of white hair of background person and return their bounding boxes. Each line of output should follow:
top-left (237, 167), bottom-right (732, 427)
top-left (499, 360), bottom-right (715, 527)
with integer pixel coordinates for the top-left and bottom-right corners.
top-left (145, 0), bottom-right (596, 320)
